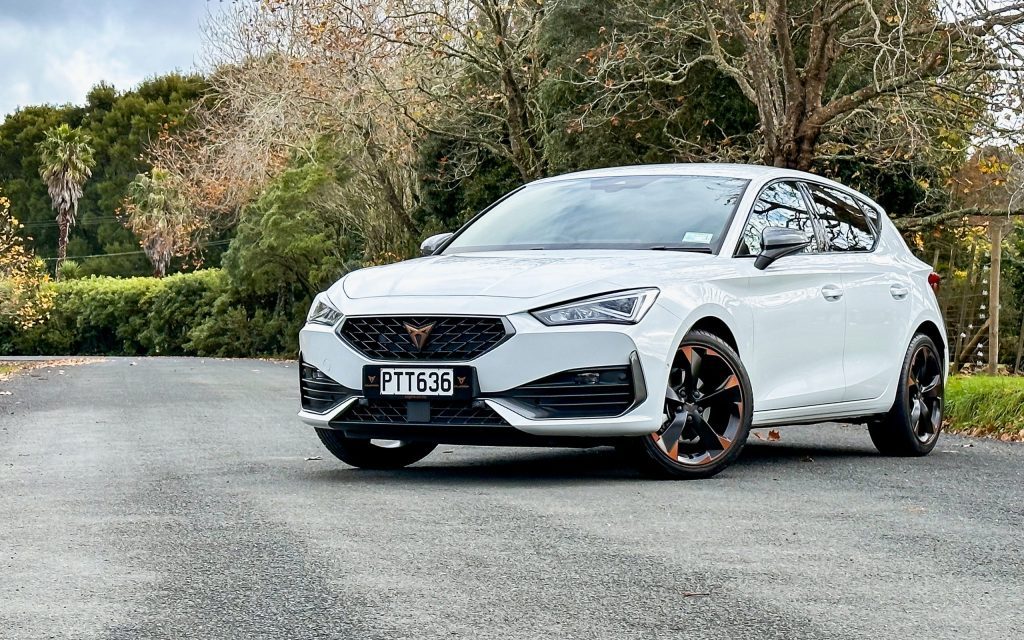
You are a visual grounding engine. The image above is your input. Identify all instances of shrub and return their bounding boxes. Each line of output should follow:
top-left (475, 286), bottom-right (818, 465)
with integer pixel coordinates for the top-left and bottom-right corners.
top-left (0, 269), bottom-right (302, 358)
top-left (57, 260), bottom-right (83, 280)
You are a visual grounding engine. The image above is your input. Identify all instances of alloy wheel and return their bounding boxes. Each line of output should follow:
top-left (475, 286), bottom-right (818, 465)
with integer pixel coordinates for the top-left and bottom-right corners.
top-left (652, 344), bottom-right (745, 466)
top-left (907, 344), bottom-right (943, 444)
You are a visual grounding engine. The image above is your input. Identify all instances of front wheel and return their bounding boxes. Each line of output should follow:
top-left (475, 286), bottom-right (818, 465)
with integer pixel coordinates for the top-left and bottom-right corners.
top-left (625, 330), bottom-right (753, 479)
top-left (315, 429), bottom-right (436, 469)
top-left (868, 334), bottom-right (944, 456)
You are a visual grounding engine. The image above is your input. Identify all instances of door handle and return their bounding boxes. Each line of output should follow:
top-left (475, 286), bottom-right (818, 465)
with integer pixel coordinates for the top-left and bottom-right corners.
top-left (890, 284), bottom-right (909, 300)
top-left (821, 284), bottom-right (844, 301)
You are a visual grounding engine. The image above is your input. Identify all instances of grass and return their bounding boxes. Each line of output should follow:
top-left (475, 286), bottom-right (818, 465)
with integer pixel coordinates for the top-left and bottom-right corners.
top-left (0, 363), bottom-right (22, 377)
top-left (946, 375), bottom-right (1024, 441)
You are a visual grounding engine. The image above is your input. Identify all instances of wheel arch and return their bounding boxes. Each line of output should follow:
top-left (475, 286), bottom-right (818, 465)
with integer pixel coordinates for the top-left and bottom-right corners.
top-left (688, 315), bottom-right (740, 355)
top-left (913, 319), bottom-right (947, 370)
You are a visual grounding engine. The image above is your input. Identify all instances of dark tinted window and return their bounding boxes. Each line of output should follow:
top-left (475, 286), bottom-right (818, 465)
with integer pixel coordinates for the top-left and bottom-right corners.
top-left (737, 181), bottom-right (817, 256)
top-left (855, 198), bottom-right (882, 233)
top-left (807, 184), bottom-right (876, 251)
top-left (443, 175), bottom-right (749, 253)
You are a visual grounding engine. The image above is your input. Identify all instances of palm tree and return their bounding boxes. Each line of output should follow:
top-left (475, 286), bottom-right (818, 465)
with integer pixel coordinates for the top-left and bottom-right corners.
top-left (37, 124), bottom-right (95, 278)
top-left (124, 168), bottom-right (193, 278)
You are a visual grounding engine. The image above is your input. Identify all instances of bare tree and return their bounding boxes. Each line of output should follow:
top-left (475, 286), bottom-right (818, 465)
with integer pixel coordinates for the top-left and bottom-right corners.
top-left (577, 0), bottom-right (1024, 173)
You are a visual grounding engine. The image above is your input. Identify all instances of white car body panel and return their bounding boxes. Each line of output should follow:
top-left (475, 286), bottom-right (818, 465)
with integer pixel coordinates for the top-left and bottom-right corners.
top-left (299, 163), bottom-right (947, 440)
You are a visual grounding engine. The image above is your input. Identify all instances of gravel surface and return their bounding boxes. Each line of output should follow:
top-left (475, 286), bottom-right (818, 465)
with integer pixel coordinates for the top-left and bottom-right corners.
top-left (1, 357), bottom-right (1022, 639)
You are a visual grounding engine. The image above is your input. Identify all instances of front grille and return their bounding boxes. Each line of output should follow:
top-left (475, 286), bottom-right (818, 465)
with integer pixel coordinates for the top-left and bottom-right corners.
top-left (338, 316), bottom-right (509, 361)
top-left (300, 362), bottom-right (356, 413)
top-left (337, 399), bottom-right (508, 426)
top-left (501, 366), bottom-right (635, 418)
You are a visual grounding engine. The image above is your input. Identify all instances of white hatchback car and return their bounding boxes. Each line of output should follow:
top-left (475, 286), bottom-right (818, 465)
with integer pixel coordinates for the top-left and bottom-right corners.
top-left (299, 164), bottom-right (947, 479)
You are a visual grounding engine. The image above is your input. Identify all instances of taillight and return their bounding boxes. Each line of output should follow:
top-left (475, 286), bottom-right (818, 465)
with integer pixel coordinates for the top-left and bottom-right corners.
top-left (928, 272), bottom-right (941, 293)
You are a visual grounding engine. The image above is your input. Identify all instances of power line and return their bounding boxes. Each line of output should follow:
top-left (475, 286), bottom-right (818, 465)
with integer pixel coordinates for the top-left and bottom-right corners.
top-left (41, 240), bottom-right (232, 262)
top-left (20, 217), bottom-right (121, 229)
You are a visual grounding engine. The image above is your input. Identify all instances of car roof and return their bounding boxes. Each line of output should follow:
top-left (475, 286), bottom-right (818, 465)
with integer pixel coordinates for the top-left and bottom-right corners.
top-left (532, 163), bottom-right (879, 207)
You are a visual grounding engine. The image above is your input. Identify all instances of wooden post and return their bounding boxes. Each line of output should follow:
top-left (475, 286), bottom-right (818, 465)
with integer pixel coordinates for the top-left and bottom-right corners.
top-left (988, 222), bottom-right (1003, 375)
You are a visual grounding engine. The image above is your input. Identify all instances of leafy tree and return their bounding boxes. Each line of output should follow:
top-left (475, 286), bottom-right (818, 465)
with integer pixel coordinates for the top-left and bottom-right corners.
top-left (36, 124), bottom-right (95, 276)
top-left (223, 151), bottom-right (364, 299)
top-left (0, 191), bottom-right (54, 328)
top-left (0, 74), bottom-right (208, 277)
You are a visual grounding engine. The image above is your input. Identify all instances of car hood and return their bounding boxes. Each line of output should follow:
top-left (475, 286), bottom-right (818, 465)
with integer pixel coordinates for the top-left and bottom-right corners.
top-left (339, 250), bottom-right (716, 299)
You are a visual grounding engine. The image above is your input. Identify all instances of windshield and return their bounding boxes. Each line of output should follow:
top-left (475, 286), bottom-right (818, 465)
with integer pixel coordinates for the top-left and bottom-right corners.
top-left (443, 175), bottom-right (749, 254)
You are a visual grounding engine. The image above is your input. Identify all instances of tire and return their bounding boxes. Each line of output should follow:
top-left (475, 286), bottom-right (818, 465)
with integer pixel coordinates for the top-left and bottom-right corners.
top-left (868, 333), bottom-right (944, 456)
top-left (624, 330), bottom-right (754, 479)
top-left (315, 429), bottom-right (436, 469)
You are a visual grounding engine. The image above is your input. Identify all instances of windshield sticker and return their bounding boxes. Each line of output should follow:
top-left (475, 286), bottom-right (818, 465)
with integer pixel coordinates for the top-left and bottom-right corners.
top-left (683, 232), bottom-right (714, 244)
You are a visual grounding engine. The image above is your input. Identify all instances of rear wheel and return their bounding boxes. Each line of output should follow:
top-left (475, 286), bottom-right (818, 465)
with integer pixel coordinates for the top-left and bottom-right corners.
top-left (315, 429), bottom-right (436, 469)
top-left (626, 330), bottom-right (753, 479)
top-left (869, 334), bottom-right (944, 456)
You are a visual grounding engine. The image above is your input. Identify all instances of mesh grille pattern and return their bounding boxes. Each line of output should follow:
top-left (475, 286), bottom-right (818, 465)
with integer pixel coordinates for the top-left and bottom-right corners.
top-left (299, 363), bottom-right (355, 413)
top-left (339, 399), bottom-right (507, 426)
top-left (339, 316), bottom-right (508, 361)
top-left (504, 366), bottom-right (635, 418)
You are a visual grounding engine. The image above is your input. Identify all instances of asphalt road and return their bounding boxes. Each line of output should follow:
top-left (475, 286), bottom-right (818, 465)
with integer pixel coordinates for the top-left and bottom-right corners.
top-left (1, 357), bottom-right (1022, 640)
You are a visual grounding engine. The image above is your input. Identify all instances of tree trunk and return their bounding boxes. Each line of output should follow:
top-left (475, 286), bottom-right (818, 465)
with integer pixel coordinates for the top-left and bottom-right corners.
top-left (1014, 312), bottom-right (1024, 374)
top-left (55, 211), bottom-right (70, 281)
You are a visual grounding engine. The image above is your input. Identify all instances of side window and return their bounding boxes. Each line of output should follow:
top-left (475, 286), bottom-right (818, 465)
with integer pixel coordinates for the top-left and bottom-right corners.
top-left (855, 198), bottom-right (882, 234)
top-left (806, 184), bottom-right (877, 252)
top-left (737, 181), bottom-right (818, 256)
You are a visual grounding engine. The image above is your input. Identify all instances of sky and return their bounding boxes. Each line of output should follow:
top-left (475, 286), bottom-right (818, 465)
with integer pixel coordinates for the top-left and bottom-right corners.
top-left (0, 0), bottom-right (214, 117)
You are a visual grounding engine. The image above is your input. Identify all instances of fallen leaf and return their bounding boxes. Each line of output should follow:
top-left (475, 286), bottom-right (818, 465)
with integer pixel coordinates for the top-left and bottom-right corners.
top-left (0, 391), bottom-right (11, 396)
top-left (801, 455), bottom-right (814, 462)
top-left (305, 456), bottom-right (322, 461)
top-left (767, 429), bottom-right (781, 441)
top-left (753, 432), bottom-right (763, 440)
top-left (681, 591), bottom-right (710, 597)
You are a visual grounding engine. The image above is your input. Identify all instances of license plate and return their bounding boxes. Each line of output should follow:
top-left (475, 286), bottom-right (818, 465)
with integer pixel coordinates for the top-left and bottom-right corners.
top-left (362, 366), bottom-right (475, 399)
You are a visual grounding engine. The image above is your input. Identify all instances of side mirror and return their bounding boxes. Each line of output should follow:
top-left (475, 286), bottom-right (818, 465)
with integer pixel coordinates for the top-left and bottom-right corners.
top-left (420, 232), bottom-right (453, 256)
top-left (754, 227), bottom-right (811, 270)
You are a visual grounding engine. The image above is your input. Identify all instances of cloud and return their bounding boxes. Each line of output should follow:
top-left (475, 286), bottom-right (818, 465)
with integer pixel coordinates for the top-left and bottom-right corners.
top-left (0, 0), bottom-right (212, 117)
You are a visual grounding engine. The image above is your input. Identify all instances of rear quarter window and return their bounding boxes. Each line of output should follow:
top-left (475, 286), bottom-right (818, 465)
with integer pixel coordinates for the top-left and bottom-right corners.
top-left (806, 184), bottom-right (877, 252)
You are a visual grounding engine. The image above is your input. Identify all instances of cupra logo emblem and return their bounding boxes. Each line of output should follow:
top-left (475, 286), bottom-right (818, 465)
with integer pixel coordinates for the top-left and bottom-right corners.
top-left (403, 322), bottom-right (435, 351)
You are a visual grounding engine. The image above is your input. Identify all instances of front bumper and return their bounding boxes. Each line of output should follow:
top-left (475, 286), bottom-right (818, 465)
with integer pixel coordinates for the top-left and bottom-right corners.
top-left (298, 303), bottom-right (681, 438)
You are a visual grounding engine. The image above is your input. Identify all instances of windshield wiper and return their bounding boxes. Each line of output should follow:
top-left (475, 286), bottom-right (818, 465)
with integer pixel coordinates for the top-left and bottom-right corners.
top-left (648, 245), bottom-right (713, 254)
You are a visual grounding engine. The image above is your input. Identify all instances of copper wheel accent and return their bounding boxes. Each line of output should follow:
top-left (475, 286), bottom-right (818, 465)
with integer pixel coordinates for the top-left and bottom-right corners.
top-left (907, 344), bottom-right (943, 444)
top-left (652, 343), bottom-right (745, 466)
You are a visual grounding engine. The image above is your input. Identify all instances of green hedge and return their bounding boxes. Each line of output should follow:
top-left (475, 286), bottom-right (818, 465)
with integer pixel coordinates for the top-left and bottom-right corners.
top-left (0, 270), bottom-right (303, 357)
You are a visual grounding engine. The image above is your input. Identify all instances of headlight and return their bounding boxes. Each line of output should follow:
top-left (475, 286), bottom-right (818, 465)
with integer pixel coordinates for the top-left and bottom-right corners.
top-left (531, 288), bottom-right (659, 326)
top-left (307, 293), bottom-right (343, 326)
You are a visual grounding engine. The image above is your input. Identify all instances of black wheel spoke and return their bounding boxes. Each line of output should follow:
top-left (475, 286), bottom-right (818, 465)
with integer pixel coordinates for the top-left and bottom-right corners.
top-left (696, 374), bottom-right (740, 407)
top-left (659, 411), bottom-right (688, 454)
top-left (678, 347), bottom-right (695, 394)
top-left (918, 399), bottom-right (932, 434)
top-left (921, 375), bottom-right (941, 398)
top-left (690, 414), bottom-right (731, 452)
top-left (689, 348), bottom-right (703, 383)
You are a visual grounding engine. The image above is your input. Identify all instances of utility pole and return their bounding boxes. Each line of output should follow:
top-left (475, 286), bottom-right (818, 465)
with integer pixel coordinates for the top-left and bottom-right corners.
top-left (988, 220), bottom-right (1009, 375)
